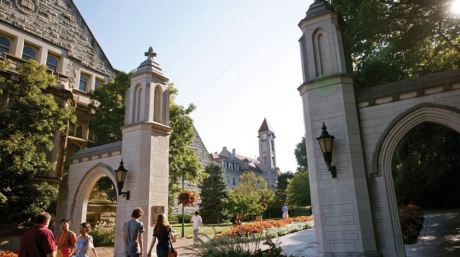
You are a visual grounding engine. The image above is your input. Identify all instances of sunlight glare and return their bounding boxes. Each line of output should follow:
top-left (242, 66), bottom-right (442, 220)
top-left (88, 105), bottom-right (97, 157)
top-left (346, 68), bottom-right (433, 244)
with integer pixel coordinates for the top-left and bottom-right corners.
top-left (453, 0), bottom-right (460, 14)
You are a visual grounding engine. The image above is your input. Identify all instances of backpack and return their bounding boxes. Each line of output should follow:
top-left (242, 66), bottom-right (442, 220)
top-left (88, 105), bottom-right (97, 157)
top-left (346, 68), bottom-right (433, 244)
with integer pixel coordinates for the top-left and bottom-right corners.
top-left (230, 216), bottom-right (235, 223)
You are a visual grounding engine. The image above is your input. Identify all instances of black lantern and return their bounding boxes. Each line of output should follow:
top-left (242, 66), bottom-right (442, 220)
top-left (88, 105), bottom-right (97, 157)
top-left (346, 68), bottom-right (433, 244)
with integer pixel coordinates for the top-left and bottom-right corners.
top-left (115, 159), bottom-right (130, 199)
top-left (316, 122), bottom-right (337, 178)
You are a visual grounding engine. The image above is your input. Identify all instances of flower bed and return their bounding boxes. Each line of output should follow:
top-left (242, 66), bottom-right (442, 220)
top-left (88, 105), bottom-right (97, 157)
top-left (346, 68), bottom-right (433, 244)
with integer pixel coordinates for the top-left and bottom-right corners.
top-left (399, 204), bottom-right (424, 244)
top-left (0, 250), bottom-right (18, 257)
top-left (219, 216), bottom-right (314, 238)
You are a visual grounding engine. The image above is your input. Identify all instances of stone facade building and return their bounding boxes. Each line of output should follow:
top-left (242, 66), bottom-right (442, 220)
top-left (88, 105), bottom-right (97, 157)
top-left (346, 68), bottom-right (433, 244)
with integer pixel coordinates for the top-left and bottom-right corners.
top-left (210, 118), bottom-right (281, 190)
top-left (0, 0), bottom-right (117, 183)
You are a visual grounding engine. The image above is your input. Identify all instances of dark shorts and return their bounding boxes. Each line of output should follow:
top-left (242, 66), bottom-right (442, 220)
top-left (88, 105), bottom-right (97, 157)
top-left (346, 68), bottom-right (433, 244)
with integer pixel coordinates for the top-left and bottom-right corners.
top-left (157, 250), bottom-right (169, 257)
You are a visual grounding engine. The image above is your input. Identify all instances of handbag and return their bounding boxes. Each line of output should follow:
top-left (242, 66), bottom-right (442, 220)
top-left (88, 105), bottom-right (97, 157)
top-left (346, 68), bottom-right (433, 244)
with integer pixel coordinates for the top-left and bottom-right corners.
top-left (167, 226), bottom-right (178, 257)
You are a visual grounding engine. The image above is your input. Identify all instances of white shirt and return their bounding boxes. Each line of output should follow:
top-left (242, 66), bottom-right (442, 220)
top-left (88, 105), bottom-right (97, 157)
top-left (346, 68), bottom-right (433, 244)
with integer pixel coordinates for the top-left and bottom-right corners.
top-left (191, 215), bottom-right (202, 230)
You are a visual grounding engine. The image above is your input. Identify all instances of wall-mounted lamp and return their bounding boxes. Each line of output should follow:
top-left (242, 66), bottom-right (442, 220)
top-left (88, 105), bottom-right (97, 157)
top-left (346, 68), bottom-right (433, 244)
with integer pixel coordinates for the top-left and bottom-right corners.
top-left (316, 122), bottom-right (337, 178)
top-left (115, 159), bottom-right (130, 200)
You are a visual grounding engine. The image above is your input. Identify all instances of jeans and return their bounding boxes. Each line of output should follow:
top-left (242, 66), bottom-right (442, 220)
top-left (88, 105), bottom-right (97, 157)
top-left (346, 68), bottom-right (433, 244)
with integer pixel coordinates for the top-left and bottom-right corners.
top-left (193, 228), bottom-right (199, 243)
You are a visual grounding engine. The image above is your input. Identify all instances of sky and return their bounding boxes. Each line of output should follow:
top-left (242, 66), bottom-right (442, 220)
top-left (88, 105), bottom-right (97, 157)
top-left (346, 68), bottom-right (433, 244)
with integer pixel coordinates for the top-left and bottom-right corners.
top-left (75, 0), bottom-right (314, 173)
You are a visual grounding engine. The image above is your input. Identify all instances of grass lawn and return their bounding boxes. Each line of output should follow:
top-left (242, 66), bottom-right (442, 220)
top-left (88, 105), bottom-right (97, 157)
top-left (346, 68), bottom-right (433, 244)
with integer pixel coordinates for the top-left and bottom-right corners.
top-left (171, 222), bottom-right (233, 238)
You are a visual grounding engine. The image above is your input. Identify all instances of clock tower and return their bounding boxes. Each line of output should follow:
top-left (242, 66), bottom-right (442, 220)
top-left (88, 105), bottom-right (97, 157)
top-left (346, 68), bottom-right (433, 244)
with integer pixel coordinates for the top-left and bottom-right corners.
top-left (258, 118), bottom-right (277, 188)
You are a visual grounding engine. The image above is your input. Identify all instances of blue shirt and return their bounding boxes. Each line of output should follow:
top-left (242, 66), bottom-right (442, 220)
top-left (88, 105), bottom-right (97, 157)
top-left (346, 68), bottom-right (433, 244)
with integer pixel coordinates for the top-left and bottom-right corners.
top-left (282, 206), bottom-right (288, 213)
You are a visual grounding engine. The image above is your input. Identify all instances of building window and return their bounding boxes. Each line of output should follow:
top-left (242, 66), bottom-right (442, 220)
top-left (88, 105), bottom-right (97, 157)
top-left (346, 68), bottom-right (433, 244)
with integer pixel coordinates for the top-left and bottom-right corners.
top-left (0, 36), bottom-right (11, 54)
top-left (22, 45), bottom-right (36, 60)
top-left (46, 55), bottom-right (58, 73)
top-left (79, 74), bottom-right (88, 91)
top-left (264, 157), bottom-right (267, 165)
top-left (95, 80), bottom-right (103, 90)
top-left (222, 161), bottom-right (226, 168)
top-left (226, 176), bottom-right (229, 182)
top-left (68, 122), bottom-right (84, 138)
top-left (229, 162), bottom-right (233, 170)
top-left (233, 177), bottom-right (235, 185)
top-left (271, 140), bottom-right (274, 152)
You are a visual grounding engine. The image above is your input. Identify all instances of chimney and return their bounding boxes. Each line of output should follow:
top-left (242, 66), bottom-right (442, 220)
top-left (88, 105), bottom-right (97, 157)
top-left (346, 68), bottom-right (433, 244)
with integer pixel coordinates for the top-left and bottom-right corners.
top-left (223, 146), bottom-right (227, 151)
top-left (232, 149), bottom-right (236, 156)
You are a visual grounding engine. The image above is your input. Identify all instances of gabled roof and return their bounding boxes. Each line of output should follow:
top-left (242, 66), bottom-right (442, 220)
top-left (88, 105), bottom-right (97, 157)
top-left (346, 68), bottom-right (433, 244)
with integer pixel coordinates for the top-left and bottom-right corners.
top-left (258, 118), bottom-right (274, 133)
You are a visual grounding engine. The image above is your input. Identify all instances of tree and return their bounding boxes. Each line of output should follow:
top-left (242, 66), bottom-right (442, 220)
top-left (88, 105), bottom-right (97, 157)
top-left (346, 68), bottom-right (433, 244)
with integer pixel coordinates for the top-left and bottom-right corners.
top-left (225, 172), bottom-right (274, 217)
top-left (0, 59), bottom-right (75, 226)
top-left (392, 123), bottom-right (460, 208)
top-left (286, 171), bottom-right (311, 212)
top-left (294, 137), bottom-right (308, 172)
top-left (87, 71), bottom-right (134, 147)
top-left (198, 162), bottom-right (230, 223)
top-left (274, 171), bottom-right (295, 206)
top-left (87, 78), bottom-right (204, 195)
top-left (322, 0), bottom-right (460, 87)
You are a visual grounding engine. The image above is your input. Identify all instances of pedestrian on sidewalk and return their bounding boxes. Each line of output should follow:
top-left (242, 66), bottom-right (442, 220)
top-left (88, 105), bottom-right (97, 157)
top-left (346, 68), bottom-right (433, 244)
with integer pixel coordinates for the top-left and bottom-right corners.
top-left (147, 214), bottom-right (175, 257)
top-left (70, 222), bottom-right (98, 257)
top-left (189, 211), bottom-right (203, 244)
top-left (55, 218), bottom-right (77, 257)
top-left (282, 203), bottom-right (289, 219)
top-left (122, 207), bottom-right (145, 257)
top-left (18, 212), bottom-right (57, 257)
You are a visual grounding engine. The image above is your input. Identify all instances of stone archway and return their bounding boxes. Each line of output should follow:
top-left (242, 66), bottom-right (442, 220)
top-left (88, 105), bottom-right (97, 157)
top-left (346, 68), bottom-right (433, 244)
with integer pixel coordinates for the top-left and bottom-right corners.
top-left (71, 163), bottom-right (119, 232)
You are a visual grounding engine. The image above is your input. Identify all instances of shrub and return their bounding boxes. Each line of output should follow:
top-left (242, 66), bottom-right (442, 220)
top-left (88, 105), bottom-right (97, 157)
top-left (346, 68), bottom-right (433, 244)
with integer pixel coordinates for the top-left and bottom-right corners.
top-left (169, 215), bottom-right (179, 223)
top-left (399, 204), bottom-right (424, 244)
top-left (89, 228), bottom-right (115, 246)
top-left (177, 213), bottom-right (193, 223)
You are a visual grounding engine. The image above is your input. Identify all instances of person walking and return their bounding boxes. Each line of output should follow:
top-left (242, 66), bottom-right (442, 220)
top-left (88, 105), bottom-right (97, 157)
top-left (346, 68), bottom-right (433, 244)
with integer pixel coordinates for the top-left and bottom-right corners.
top-left (70, 222), bottom-right (98, 257)
top-left (147, 214), bottom-right (175, 257)
top-left (282, 203), bottom-right (289, 219)
top-left (189, 211), bottom-right (203, 244)
top-left (18, 212), bottom-right (57, 257)
top-left (55, 219), bottom-right (77, 257)
top-left (122, 207), bottom-right (145, 257)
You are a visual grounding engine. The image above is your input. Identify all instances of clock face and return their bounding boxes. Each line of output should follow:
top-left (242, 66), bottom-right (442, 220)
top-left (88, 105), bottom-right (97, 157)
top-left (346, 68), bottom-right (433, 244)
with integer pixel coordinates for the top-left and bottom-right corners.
top-left (261, 134), bottom-right (267, 140)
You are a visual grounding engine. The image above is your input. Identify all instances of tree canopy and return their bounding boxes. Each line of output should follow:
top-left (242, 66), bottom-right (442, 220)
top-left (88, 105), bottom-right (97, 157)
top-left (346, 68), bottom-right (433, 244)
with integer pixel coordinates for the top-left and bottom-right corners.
top-left (392, 122), bottom-right (460, 208)
top-left (0, 59), bottom-right (75, 226)
top-left (294, 137), bottom-right (308, 172)
top-left (322, 0), bottom-right (460, 87)
top-left (286, 171), bottom-right (311, 209)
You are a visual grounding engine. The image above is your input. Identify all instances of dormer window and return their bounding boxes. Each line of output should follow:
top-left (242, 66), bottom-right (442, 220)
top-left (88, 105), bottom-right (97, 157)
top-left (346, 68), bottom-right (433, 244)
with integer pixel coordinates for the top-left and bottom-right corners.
top-left (22, 45), bottom-right (36, 60)
top-left (95, 80), bottom-right (103, 90)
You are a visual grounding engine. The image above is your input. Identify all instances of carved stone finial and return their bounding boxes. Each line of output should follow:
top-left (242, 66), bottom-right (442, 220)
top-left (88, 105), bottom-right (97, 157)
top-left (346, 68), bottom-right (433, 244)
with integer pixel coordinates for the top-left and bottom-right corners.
top-left (145, 47), bottom-right (157, 59)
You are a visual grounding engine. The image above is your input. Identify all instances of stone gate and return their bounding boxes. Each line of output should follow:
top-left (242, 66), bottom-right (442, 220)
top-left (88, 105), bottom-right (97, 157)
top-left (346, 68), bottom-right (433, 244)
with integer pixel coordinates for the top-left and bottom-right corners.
top-left (298, 2), bottom-right (460, 257)
top-left (56, 48), bottom-right (172, 257)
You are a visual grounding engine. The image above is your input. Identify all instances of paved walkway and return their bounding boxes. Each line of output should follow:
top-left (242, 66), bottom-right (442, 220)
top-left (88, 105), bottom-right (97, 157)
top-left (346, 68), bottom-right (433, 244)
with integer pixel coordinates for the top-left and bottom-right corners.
top-left (405, 213), bottom-right (460, 257)
top-left (100, 213), bottom-right (460, 256)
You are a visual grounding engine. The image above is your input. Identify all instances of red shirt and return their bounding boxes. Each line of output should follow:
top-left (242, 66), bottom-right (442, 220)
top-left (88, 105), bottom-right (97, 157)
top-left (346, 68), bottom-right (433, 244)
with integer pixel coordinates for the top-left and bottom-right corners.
top-left (55, 231), bottom-right (77, 257)
top-left (18, 225), bottom-right (57, 257)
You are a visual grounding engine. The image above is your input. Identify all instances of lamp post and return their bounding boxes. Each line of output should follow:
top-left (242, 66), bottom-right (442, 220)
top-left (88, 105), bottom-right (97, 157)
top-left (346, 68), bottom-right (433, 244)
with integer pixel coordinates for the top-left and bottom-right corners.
top-left (115, 159), bottom-right (130, 199)
top-left (181, 168), bottom-right (185, 238)
top-left (316, 122), bottom-right (337, 178)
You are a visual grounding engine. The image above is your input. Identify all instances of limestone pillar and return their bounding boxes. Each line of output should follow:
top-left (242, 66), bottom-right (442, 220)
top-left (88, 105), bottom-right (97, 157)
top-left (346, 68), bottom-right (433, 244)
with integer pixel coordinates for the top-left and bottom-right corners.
top-left (298, 2), bottom-right (380, 256)
top-left (114, 47), bottom-right (172, 257)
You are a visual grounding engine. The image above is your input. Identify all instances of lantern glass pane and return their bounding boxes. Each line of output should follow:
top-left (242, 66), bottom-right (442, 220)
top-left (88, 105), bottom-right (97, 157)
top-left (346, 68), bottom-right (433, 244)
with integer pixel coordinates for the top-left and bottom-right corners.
top-left (324, 137), bottom-right (333, 152)
top-left (318, 138), bottom-right (327, 153)
top-left (116, 170), bottom-right (123, 182)
top-left (121, 171), bottom-right (127, 182)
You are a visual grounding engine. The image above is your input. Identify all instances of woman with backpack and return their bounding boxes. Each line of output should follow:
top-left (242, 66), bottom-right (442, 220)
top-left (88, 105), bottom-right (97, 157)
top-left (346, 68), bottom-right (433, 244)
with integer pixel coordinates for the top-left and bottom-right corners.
top-left (147, 214), bottom-right (176, 257)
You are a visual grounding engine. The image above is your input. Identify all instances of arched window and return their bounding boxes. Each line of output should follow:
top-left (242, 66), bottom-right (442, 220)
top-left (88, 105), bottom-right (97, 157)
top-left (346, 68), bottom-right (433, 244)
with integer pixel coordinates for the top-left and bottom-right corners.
top-left (0, 36), bottom-right (10, 54)
top-left (76, 123), bottom-right (83, 138)
top-left (22, 45), bottom-right (36, 60)
top-left (46, 55), bottom-right (58, 73)
top-left (79, 75), bottom-right (88, 91)
top-left (154, 85), bottom-right (162, 122)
